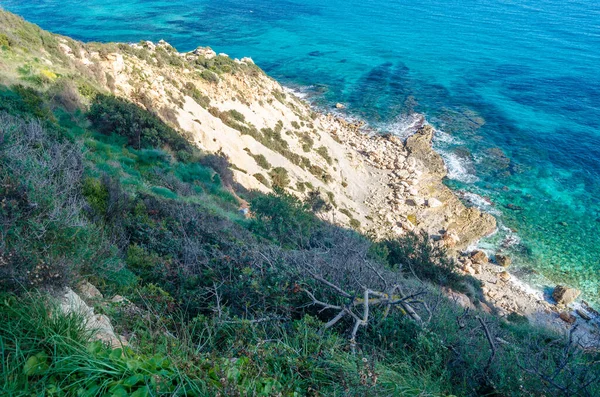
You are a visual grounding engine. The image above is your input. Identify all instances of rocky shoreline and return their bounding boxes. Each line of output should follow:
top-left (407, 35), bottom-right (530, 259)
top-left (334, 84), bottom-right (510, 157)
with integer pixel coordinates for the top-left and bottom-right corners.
top-left (313, 106), bottom-right (599, 344)
top-left (46, 30), bottom-right (598, 343)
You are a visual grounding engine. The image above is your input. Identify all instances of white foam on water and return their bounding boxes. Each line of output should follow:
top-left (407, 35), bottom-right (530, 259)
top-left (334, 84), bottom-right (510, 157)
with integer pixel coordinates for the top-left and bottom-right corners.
top-left (282, 85), bottom-right (310, 99)
top-left (456, 191), bottom-right (502, 215)
top-left (384, 113), bottom-right (425, 140)
top-left (498, 224), bottom-right (522, 249)
top-left (439, 150), bottom-right (479, 183)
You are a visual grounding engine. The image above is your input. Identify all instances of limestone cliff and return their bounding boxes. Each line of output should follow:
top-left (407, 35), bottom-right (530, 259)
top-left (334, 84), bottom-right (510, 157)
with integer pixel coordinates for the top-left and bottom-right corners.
top-left (0, 10), bottom-right (495, 248)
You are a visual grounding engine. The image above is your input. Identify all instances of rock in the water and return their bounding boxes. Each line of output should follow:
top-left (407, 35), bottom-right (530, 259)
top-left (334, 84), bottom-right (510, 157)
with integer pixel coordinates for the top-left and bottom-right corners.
top-left (576, 309), bottom-right (591, 321)
top-left (552, 285), bottom-right (581, 305)
top-left (559, 311), bottom-right (576, 324)
top-left (335, 103), bottom-right (346, 109)
top-left (495, 254), bottom-right (512, 268)
top-left (470, 250), bottom-right (488, 264)
top-left (427, 197), bottom-right (443, 208)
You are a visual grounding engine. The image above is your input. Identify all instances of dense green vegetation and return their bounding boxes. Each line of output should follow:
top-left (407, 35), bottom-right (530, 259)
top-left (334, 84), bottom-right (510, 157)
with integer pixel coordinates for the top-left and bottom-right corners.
top-left (0, 11), bottom-right (599, 396)
top-left (1, 83), bottom-right (598, 396)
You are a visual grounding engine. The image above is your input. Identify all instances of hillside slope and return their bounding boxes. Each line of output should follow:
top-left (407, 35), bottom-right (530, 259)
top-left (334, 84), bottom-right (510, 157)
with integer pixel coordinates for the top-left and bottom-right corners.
top-left (0, 9), bottom-right (495, 247)
top-left (1, 9), bottom-right (598, 397)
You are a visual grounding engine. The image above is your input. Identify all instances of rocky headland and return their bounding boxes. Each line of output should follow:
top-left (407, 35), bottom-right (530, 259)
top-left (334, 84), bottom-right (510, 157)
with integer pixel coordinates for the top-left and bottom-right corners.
top-left (0, 9), bottom-right (597, 342)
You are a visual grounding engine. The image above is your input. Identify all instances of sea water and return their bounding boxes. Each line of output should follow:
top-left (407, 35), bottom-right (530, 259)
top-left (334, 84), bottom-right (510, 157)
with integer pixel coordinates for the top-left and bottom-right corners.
top-left (3, 0), bottom-right (600, 302)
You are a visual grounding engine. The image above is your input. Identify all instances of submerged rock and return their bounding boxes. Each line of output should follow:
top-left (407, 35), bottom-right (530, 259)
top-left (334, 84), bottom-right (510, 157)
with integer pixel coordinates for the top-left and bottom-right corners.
top-left (576, 309), bottom-right (592, 321)
top-left (495, 254), bottom-right (512, 268)
top-left (335, 103), bottom-right (346, 109)
top-left (552, 285), bottom-right (581, 305)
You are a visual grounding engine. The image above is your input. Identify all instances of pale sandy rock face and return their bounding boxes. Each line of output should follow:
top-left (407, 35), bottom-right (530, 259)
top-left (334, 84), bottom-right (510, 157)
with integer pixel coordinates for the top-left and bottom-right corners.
top-left (427, 197), bottom-right (443, 208)
top-left (58, 40), bottom-right (495, 246)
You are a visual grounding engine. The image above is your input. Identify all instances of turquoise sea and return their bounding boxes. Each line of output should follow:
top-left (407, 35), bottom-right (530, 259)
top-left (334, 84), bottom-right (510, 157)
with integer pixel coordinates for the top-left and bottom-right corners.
top-left (3, 0), bottom-right (600, 302)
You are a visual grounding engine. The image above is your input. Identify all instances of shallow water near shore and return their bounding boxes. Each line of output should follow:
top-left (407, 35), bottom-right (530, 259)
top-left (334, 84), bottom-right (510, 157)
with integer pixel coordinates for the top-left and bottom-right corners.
top-left (4, 0), bottom-right (600, 302)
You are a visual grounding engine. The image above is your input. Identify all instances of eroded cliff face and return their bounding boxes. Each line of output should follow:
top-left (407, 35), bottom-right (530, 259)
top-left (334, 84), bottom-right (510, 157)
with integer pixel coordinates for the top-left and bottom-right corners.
top-left (0, 22), bottom-right (496, 248)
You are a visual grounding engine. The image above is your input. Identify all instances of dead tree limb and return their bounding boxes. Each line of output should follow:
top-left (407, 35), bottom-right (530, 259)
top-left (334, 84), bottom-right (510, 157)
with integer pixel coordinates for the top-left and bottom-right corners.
top-left (477, 316), bottom-right (496, 374)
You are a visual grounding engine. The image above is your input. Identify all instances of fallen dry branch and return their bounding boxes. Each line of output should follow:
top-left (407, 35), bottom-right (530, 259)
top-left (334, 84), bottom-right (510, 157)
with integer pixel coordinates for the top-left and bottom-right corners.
top-left (303, 276), bottom-right (426, 353)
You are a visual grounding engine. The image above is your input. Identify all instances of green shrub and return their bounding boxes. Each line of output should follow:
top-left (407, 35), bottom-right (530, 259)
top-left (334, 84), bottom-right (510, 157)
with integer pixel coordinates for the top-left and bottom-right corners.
top-left (250, 191), bottom-right (319, 248)
top-left (301, 134), bottom-right (314, 152)
top-left (316, 146), bottom-right (333, 165)
top-left (269, 167), bottom-right (290, 189)
top-left (0, 85), bottom-right (53, 120)
top-left (380, 231), bottom-right (471, 293)
top-left (228, 109), bottom-right (245, 122)
top-left (254, 173), bottom-right (270, 187)
top-left (0, 33), bottom-right (11, 48)
top-left (150, 186), bottom-right (178, 199)
top-left (271, 90), bottom-right (286, 104)
top-left (183, 82), bottom-right (210, 108)
top-left (339, 208), bottom-right (352, 218)
top-left (0, 294), bottom-right (206, 396)
top-left (244, 148), bottom-right (271, 169)
top-left (305, 190), bottom-right (332, 213)
top-left (200, 69), bottom-right (219, 84)
top-left (88, 95), bottom-right (186, 151)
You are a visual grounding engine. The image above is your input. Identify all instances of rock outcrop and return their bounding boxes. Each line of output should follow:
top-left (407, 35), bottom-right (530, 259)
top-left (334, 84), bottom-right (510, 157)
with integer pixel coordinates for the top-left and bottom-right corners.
top-left (60, 288), bottom-right (126, 348)
top-left (552, 285), bottom-right (581, 305)
top-left (471, 250), bottom-right (488, 264)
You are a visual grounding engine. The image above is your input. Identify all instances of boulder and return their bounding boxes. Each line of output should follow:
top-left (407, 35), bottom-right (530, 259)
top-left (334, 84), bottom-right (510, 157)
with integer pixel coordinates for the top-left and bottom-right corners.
top-left (78, 281), bottom-right (103, 300)
top-left (335, 103), bottom-right (346, 109)
top-left (552, 285), bottom-right (581, 305)
top-left (441, 231), bottom-right (461, 248)
top-left (110, 295), bottom-right (129, 304)
top-left (193, 46), bottom-right (216, 59)
top-left (495, 254), bottom-right (511, 268)
top-left (470, 250), bottom-right (488, 264)
top-left (406, 197), bottom-right (424, 206)
top-left (499, 271), bottom-right (511, 282)
top-left (559, 311), bottom-right (576, 324)
top-left (427, 197), bottom-right (443, 208)
top-left (61, 288), bottom-right (126, 348)
top-left (405, 125), bottom-right (446, 177)
top-left (444, 289), bottom-right (475, 310)
top-left (576, 309), bottom-right (591, 321)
